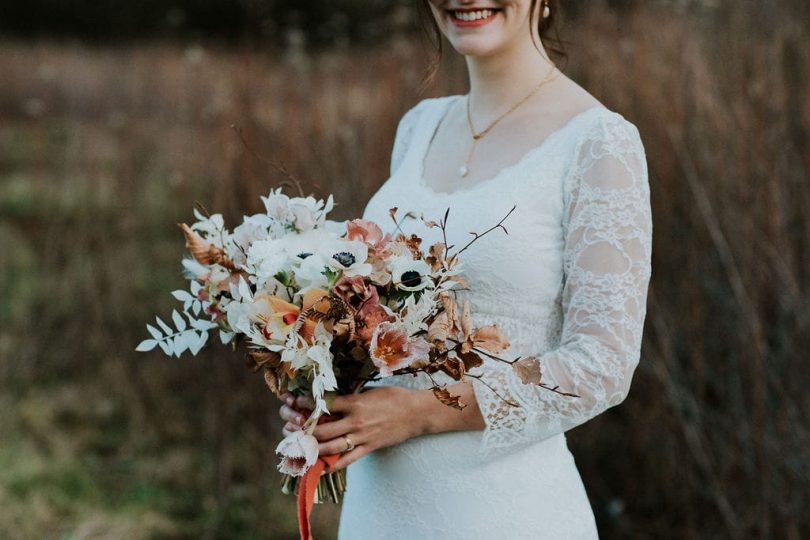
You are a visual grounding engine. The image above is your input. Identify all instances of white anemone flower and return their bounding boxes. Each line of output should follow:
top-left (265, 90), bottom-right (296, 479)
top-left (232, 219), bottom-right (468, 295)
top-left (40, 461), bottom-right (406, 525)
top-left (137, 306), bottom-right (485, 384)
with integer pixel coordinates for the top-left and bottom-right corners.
top-left (323, 218), bottom-right (347, 236)
top-left (322, 240), bottom-right (372, 277)
top-left (282, 228), bottom-right (338, 261)
top-left (390, 256), bottom-right (434, 292)
top-left (293, 252), bottom-right (331, 289)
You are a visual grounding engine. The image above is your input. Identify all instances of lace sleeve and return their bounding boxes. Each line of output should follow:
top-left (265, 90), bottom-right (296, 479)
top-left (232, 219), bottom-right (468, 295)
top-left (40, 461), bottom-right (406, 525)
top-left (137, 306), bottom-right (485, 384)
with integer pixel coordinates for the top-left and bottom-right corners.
top-left (470, 112), bottom-right (653, 459)
top-left (389, 99), bottom-right (431, 177)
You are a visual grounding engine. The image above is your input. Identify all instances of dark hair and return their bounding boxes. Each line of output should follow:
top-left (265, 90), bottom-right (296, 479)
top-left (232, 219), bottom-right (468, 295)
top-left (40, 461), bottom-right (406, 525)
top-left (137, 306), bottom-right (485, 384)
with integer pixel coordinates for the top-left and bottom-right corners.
top-left (417, 1), bottom-right (568, 90)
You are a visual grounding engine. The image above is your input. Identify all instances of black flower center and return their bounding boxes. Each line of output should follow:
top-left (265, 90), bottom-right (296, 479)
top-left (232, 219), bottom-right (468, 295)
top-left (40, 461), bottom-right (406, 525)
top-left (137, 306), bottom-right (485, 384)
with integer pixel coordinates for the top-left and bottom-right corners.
top-left (333, 251), bottom-right (356, 267)
top-left (401, 270), bottom-right (422, 288)
top-left (297, 252), bottom-right (313, 259)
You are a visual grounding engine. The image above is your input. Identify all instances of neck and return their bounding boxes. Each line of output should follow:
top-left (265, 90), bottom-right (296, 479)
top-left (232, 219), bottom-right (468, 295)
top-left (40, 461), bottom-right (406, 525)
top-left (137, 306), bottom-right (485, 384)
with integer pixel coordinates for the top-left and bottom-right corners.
top-left (465, 37), bottom-right (555, 118)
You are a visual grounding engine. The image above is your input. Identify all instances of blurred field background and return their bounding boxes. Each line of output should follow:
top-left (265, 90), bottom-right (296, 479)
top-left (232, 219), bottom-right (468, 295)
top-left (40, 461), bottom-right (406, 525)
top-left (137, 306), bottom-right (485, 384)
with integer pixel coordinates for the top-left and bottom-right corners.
top-left (1, 0), bottom-right (809, 538)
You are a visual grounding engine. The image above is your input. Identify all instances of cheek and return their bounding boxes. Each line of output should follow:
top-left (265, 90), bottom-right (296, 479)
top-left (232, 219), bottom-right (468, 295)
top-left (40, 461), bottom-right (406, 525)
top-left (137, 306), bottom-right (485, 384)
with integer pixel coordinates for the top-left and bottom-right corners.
top-left (501, 1), bottom-right (535, 27)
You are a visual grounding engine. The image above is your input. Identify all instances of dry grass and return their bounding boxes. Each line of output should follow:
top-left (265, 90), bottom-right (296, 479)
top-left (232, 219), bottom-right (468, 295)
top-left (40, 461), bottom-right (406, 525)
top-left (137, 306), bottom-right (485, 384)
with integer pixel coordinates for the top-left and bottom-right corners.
top-left (1, 2), bottom-right (808, 538)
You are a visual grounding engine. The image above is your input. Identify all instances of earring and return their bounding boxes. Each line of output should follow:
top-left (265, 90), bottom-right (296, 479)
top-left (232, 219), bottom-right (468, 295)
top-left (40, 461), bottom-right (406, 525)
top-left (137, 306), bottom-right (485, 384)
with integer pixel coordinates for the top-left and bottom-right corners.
top-left (542, 0), bottom-right (550, 19)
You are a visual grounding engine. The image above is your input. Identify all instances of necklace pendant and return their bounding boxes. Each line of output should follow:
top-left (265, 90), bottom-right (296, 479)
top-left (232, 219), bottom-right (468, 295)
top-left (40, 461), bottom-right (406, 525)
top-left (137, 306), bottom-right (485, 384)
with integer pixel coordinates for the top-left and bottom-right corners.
top-left (459, 165), bottom-right (469, 177)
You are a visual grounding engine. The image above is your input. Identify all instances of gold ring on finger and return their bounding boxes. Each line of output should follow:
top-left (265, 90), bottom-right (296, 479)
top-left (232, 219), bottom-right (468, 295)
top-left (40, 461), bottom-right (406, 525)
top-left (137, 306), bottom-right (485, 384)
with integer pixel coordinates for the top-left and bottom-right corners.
top-left (342, 434), bottom-right (355, 453)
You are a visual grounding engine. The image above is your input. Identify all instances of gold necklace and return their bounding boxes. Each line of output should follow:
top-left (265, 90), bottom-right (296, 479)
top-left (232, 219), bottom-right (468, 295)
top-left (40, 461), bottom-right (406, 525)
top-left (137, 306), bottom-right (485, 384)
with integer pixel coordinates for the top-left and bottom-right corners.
top-left (460, 65), bottom-right (559, 178)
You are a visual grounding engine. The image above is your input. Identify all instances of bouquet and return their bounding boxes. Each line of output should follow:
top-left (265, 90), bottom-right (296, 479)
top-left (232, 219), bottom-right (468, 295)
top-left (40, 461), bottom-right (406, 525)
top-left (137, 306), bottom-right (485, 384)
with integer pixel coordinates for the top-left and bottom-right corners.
top-left (138, 187), bottom-right (576, 537)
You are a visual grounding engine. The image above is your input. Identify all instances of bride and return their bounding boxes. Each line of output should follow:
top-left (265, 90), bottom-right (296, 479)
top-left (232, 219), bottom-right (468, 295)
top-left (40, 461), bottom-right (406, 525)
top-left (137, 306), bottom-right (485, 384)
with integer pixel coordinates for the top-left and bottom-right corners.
top-left (279, 0), bottom-right (652, 538)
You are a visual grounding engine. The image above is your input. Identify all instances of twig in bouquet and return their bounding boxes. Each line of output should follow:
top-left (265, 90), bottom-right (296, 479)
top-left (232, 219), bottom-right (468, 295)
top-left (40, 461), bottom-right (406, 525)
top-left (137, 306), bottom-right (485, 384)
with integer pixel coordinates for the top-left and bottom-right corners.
top-left (388, 207), bottom-right (418, 237)
top-left (453, 205), bottom-right (516, 258)
top-left (464, 373), bottom-right (519, 407)
top-left (230, 124), bottom-right (305, 197)
top-left (445, 339), bottom-right (581, 399)
top-left (446, 338), bottom-right (512, 365)
top-left (439, 208), bottom-right (451, 252)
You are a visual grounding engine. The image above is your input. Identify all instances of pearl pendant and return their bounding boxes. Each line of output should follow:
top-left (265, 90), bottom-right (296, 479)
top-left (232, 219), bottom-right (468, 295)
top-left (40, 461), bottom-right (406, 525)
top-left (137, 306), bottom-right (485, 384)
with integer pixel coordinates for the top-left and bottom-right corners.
top-left (459, 165), bottom-right (469, 177)
top-left (543, 5), bottom-right (550, 18)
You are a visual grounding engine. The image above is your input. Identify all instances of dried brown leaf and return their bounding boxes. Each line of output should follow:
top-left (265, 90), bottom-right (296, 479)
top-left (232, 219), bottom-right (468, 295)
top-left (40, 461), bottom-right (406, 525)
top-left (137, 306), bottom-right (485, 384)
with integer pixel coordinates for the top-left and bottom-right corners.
top-left (428, 312), bottom-right (451, 344)
top-left (459, 350), bottom-right (484, 370)
top-left (432, 386), bottom-right (467, 410)
top-left (460, 299), bottom-right (473, 340)
top-left (439, 355), bottom-right (465, 380)
top-left (248, 350), bottom-right (282, 369)
top-left (439, 291), bottom-right (461, 336)
top-left (402, 234), bottom-right (423, 258)
top-left (264, 369), bottom-right (283, 397)
top-left (472, 325), bottom-right (510, 353)
top-left (177, 223), bottom-right (236, 271)
top-left (421, 215), bottom-right (440, 228)
top-left (426, 242), bottom-right (446, 271)
top-left (512, 357), bottom-right (542, 385)
top-left (452, 274), bottom-right (469, 288)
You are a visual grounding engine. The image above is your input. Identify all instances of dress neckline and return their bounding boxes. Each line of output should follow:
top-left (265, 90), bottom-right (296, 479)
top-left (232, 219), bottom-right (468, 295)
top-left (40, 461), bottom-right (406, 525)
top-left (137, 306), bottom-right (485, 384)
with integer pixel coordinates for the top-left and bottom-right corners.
top-left (415, 95), bottom-right (607, 197)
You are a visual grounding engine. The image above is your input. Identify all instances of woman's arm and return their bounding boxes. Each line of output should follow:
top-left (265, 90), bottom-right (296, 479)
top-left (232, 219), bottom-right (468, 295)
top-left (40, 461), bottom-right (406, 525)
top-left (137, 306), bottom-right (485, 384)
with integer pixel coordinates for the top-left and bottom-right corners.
top-left (468, 112), bottom-right (652, 459)
top-left (279, 381), bottom-right (484, 471)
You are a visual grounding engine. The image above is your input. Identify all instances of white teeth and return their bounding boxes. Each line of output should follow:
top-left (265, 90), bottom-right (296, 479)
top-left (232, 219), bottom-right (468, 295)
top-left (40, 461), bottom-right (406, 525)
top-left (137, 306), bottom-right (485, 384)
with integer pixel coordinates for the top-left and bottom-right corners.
top-left (453, 9), bottom-right (494, 22)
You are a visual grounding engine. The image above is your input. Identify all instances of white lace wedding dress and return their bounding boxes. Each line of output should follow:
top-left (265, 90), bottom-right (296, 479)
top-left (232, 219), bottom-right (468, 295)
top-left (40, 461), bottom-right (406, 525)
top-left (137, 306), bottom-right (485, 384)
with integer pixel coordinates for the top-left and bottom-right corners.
top-left (337, 95), bottom-right (652, 539)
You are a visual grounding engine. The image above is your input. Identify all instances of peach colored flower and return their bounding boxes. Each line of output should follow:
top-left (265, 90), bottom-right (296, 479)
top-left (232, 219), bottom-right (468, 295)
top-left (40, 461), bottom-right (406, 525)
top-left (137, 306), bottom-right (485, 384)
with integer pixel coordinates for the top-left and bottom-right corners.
top-left (333, 275), bottom-right (380, 313)
top-left (346, 219), bottom-right (391, 254)
top-left (275, 430), bottom-right (319, 477)
top-left (370, 321), bottom-right (430, 377)
top-left (356, 306), bottom-right (395, 343)
top-left (254, 288), bottom-right (330, 343)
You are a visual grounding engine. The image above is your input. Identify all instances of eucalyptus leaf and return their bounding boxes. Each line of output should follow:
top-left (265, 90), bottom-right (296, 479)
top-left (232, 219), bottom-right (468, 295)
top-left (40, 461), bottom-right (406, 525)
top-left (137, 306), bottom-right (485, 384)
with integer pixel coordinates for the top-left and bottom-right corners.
top-left (135, 339), bottom-right (158, 352)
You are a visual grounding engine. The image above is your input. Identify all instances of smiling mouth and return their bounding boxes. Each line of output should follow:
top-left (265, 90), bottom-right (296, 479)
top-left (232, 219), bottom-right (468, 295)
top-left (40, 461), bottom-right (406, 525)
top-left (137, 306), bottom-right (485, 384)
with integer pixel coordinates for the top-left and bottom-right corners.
top-left (447, 7), bottom-right (501, 26)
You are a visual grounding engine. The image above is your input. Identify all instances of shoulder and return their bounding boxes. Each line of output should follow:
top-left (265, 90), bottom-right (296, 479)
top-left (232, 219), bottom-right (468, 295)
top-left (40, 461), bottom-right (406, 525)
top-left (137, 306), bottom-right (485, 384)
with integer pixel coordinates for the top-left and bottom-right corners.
top-left (546, 73), bottom-right (645, 156)
top-left (396, 94), bottom-right (461, 131)
top-left (562, 107), bottom-right (649, 204)
top-left (578, 107), bottom-right (646, 159)
top-left (389, 95), bottom-right (461, 176)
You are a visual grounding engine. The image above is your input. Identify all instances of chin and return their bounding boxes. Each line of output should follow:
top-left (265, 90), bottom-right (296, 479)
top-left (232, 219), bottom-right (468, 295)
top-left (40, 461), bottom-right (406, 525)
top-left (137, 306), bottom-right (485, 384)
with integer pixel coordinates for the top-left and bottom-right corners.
top-left (449, 36), bottom-right (505, 57)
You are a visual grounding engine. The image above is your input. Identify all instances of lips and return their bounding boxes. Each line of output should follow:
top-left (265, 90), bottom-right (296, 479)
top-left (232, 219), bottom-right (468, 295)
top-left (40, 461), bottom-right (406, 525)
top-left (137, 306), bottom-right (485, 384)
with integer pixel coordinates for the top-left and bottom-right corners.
top-left (447, 7), bottom-right (501, 27)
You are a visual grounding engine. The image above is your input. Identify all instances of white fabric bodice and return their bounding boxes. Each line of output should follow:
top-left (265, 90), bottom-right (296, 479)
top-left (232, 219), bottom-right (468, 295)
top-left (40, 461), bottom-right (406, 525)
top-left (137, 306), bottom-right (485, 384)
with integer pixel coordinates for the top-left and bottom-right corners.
top-left (337, 95), bottom-right (652, 539)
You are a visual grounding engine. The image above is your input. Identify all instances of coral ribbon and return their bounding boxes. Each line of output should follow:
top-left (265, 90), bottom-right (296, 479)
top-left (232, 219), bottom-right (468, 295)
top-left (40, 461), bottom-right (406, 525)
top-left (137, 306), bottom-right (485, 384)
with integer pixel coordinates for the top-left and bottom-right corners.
top-left (298, 453), bottom-right (340, 540)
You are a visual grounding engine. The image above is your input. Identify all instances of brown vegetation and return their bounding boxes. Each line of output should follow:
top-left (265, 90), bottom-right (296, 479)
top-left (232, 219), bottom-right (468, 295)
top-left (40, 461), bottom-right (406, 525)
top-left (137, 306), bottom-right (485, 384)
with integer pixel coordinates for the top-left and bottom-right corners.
top-left (1, 2), bottom-right (808, 538)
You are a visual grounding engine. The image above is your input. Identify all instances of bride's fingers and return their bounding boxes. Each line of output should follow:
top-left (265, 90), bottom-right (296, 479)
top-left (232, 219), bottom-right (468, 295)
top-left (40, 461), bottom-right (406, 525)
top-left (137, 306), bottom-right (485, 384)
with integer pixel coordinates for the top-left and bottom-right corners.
top-left (279, 404), bottom-right (306, 425)
top-left (327, 445), bottom-right (366, 472)
top-left (311, 417), bottom-right (353, 441)
top-left (294, 395), bottom-right (316, 409)
top-left (318, 434), bottom-right (362, 456)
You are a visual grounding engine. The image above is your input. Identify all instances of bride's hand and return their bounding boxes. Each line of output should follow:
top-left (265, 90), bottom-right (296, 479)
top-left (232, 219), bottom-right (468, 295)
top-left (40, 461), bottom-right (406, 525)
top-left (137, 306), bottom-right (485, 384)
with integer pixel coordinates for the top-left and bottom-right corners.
top-left (278, 386), bottom-right (429, 471)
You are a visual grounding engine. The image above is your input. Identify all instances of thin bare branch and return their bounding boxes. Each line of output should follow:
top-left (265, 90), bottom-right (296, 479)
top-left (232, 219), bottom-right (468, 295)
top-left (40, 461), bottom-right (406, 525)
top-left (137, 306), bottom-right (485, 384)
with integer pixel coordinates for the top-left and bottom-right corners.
top-left (231, 124), bottom-right (306, 197)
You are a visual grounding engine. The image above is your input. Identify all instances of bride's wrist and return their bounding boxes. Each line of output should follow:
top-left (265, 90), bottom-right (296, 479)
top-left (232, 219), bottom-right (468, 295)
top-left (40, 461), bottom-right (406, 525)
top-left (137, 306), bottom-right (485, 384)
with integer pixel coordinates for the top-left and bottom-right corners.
top-left (410, 388), bottom-right (439, 437)
top-left (409, 382), bottom-right (485, 437)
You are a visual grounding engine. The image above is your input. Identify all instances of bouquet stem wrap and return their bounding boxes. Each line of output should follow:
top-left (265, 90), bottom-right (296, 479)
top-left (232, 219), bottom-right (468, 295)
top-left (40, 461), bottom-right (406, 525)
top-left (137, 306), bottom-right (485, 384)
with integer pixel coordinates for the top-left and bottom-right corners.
top-left (296, 453), bottom-right (341, 540)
